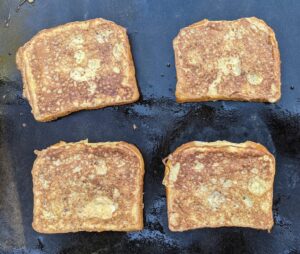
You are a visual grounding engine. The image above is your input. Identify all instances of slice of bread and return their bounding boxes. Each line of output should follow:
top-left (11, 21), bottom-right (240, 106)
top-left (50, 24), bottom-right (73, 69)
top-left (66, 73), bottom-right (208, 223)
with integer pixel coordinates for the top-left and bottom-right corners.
top-left (16, 18), bottom-right (139, 122)
top-left (163, 141), bottom-right (275, 232)
top-left (174, 17), bottom-right (281, 103)
top-left (32, 140), bottom-right (144, 233)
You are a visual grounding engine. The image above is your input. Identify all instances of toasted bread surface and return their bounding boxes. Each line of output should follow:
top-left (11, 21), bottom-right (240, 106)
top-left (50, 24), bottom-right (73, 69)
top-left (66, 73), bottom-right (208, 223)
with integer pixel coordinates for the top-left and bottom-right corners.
top-left (32, 140), bottom-right (144, 233)
top-left (174, 17), bottom-right (281, 103)
top-left (16, 18), bottom-right (139, 122)
top-left (163, 141), bottom-right (275, 232)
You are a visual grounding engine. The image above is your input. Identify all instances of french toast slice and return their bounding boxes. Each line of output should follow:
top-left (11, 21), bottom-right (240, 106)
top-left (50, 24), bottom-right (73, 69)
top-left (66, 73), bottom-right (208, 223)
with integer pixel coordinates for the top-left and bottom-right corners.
top-left (174, 17), bottom-right (281, 103)
top-left (163, 141), bottom-right (275, 232)
top-left (32, 140), bottom-right (144, 233)
top-left (16, 18), bottom-right (139, 121)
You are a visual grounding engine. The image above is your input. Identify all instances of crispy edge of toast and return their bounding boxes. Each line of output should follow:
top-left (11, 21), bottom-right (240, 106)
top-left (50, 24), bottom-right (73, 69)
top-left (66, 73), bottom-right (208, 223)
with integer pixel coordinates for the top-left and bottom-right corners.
top-left (163, 141), bottom-right (276, 232)
top-left (32, 140), bottom-right (144, 233)
top-left (173, 17), bottom-right (281, 103)
top-left (16, 18), bottom-right (139, 122)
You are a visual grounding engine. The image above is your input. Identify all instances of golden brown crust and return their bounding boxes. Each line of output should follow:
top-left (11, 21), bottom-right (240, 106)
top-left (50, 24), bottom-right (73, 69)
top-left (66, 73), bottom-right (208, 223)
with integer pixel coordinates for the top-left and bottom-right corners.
top-left (16, 18), bottom-right (139, 122)
top-left (163, 141), bottom-right (275, 232)
top-left (174, 17), bottom-right (281, 103)
top-left (32, 140), bottom-right (144, 233)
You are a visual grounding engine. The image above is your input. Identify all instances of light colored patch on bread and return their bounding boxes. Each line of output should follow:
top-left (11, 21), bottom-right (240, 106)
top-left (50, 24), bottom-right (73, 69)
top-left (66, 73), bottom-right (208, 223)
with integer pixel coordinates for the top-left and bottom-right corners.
top-left (81, 196), bottom-right (117, 219)
top-left (170, 163), bottom-right (180, 181)
top-left (70, 59), bottom-right (101, 82)
top-left (247, 73), bottom-right (263, 85)
top-left (248, 176), bottom-right (270, 196)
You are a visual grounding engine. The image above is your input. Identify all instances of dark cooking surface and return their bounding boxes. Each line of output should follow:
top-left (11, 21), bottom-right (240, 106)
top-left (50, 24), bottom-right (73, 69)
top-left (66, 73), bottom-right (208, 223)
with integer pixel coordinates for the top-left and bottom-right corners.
top-left (0, 0), bottom-right (300, 253)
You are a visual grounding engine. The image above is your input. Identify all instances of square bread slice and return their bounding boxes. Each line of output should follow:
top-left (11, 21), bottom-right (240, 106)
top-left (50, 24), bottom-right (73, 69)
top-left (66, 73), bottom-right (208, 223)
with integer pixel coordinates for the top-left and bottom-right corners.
top-left (16, 18), bottom-right (139, 122)
top-left (32, 140), bottom-right (144, 233)
top-left (173, 17), bottom-right (281, 103)
top-left (163, 141), bottom-right (275, 232)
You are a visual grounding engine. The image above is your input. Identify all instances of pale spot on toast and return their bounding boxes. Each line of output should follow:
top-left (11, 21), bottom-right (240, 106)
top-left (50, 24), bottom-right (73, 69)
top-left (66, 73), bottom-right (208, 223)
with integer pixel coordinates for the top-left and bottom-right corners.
top-left (74, 50), bottom-right (86, 64)
top-left (207, 191), bottom-right (225, 210)
top-left (211, 178), bottom-right (217, 184)
top-left (81, 196), bottom-right (117, 219)
top-left (87, 81), bottom-right (97, 95)
top-left (224, 30), bottom-right (236, 40)
top-left (260, 201), bottom-right (270, 213)
top-left (223, 179), bottom-right (232, 188)
top-left (218, 57), bottom-right (241, 76)
top-left (73, 101), bottom-right (79, 107)
top-left (187, 49), bottom-right (202, 65)
top-left (42, 210), bottom-right (55, 219)
top-left (168, 162), bottom-right (181, 184)
top-left (113, 66), bottom-right (120, 73)
top-left (73, 166), bottom-right (82, 173)
top-left (212, 162), bottom-right (220, 167)
top-left (41, 180), bottom-right (49, 189)
top-left (113, 188), bottom-right (120, 199)
top-left (224, 28), bottom-right (245, 40)
top-left (231, 216), bottom-right (242, 224)
top-left (193, 161), bottom-right (204, 172)
top-left (70, 35), bottom-right (84, 48)
top-left (208, 72), bottom-right (222, 96)
top-left (248, 19), bottom-right (268, 33)
top-left (242, 195), bottom-right (253, 208)
top-left (195, 186), bottom-right (208, 197)
top-left (208, 57), bottom-right (241, 96)
top-left (248, 176), bottom-right (269, 196)
top-left (251, 168), bottom-right (259, 174)
top-left (53, 160), bottom-right (62, 166)
top-left (88, 59), bottom-right (101, 69)
top-left (70, 59), bottom-right (100, 82)
top-left (270, 83), bottom-right (279, 101)
top-left (95, 160), bottom-right (108, 175)
top-left (113, 43), bottom-right (124, 59)
top-left (169, 213), bottom-right (180, 227)
top-left (247, 73), bottom-right (263, 85)
top-left (96, 30), bottom-right (113, 43)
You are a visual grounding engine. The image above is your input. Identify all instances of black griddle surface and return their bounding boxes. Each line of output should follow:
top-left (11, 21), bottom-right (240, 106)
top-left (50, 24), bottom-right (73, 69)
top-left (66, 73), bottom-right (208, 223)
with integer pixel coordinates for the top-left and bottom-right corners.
top-left (0, 0), bottom-right (300, 253)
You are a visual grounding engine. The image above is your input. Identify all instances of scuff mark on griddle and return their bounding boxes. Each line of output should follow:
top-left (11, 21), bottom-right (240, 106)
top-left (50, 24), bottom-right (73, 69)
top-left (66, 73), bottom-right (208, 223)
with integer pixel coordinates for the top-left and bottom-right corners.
top-left (146, 197), bottom-right (166, 234)
top-left (0, 117), bottom-right (25, 250)
top-left (36, 236), bottom-right (45, 251)
top-left (274, 212), bottom-right (292, 231)
top-left (116, 98), bottom-right (190, 118)
top-left (4, 8), bottom-right (11, 28)
top-left (0, 78), bottom-right (25, 105)
top-left (16, 0), bottom-right (35, 12)
top-left (273, 194), bottom-right (292, 231)
top-left (262, 108), bottom-right (300, 157)
top-left (217, 231), bottom-right (251, 254)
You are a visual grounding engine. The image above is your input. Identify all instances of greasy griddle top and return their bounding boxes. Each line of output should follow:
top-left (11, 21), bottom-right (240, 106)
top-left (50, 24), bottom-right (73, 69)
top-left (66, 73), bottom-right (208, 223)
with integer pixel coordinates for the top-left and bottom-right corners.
top-left (0, 0), bottom-right (300, 253)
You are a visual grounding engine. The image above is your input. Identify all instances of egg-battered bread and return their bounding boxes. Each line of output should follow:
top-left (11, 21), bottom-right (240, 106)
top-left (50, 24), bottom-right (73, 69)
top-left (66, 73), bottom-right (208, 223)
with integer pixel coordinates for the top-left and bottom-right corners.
top-left (32, 140), bottom-right (144, 233)
top-left (163, 141), bottom-right (275, 232)
top-left (16, 18), bottom-right (139, 122)
top-left (174, 17), bottom-right (281, 103)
